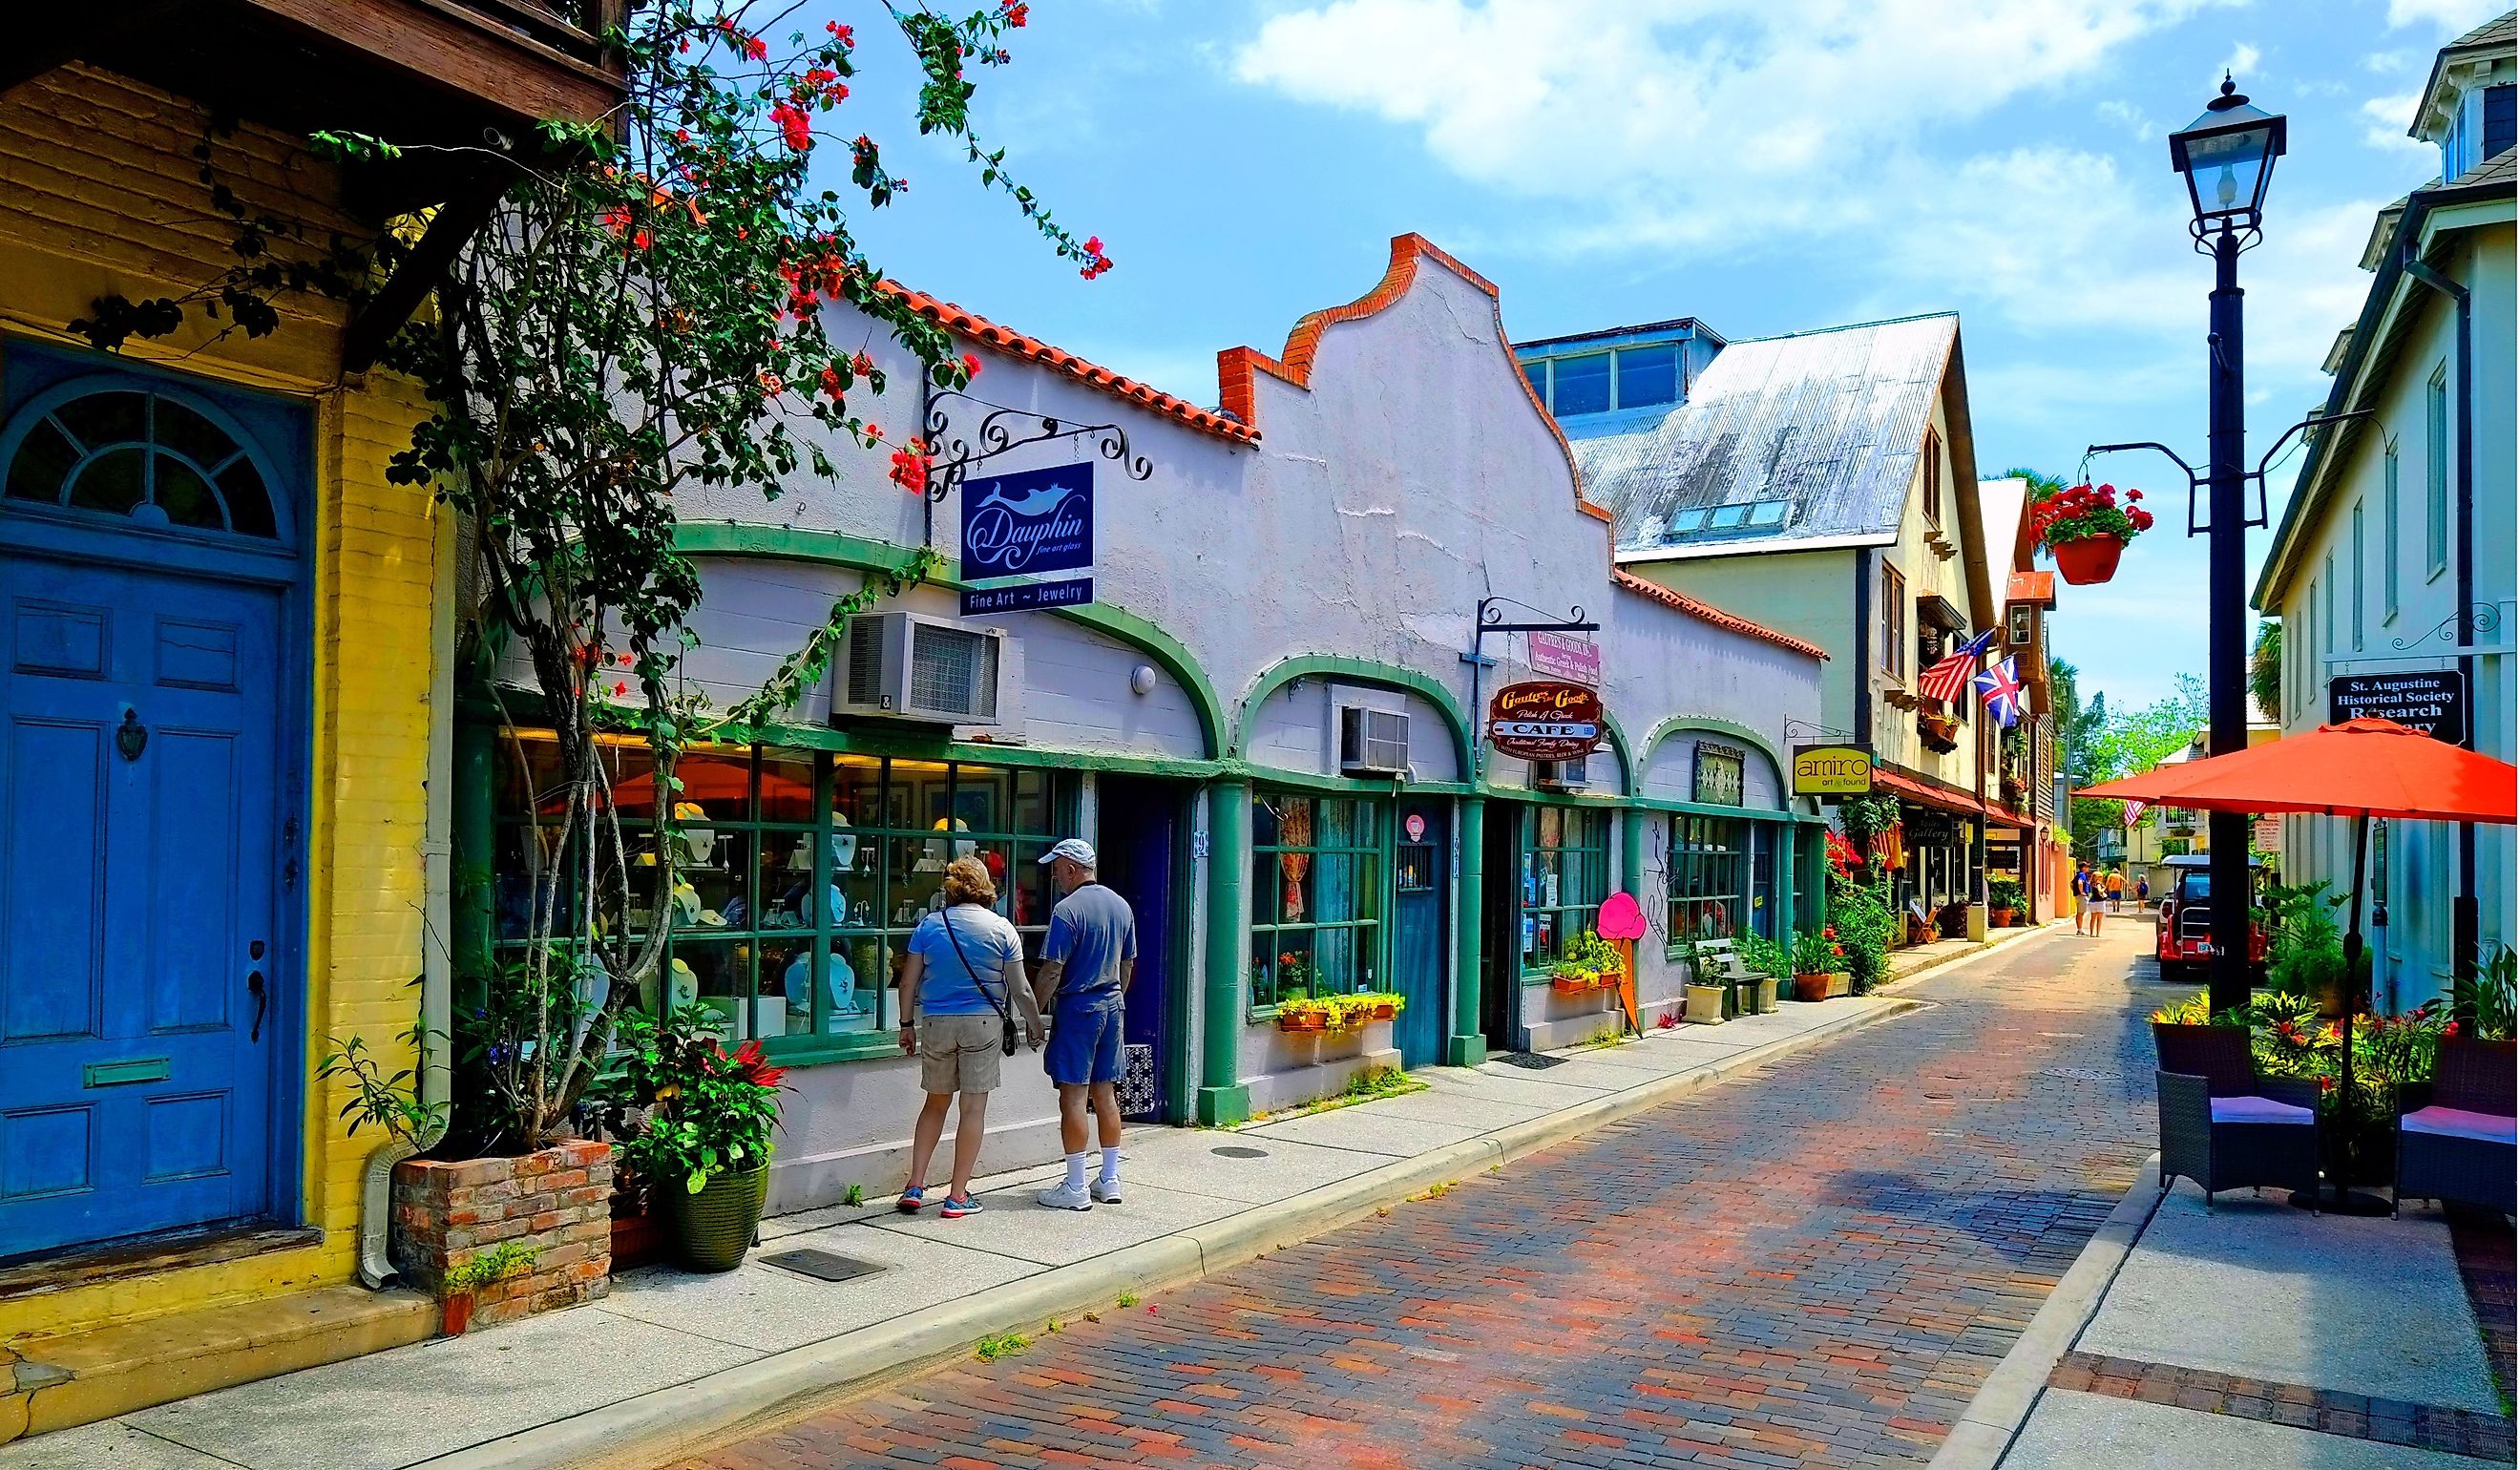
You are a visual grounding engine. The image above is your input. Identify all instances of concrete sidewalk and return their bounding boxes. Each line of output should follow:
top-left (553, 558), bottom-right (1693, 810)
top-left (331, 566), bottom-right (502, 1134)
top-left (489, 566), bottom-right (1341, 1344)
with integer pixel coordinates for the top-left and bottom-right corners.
top-left (1938, 1165), bottom-right (2517, 1470)
top-left (2, 981), bottom-right (1963, 1470)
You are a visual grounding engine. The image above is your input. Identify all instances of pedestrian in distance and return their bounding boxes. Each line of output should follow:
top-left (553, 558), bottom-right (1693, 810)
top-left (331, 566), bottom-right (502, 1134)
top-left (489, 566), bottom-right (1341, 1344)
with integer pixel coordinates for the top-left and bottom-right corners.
top-left (2072, 862), bottom-right (2097, 936)
top-left (895, 856), bottom-right (1042, 1220)
top-left (1031, 837), bottom-right (1136, 1211)
top-left (2136, 873), bottom-right (2151, 905)
top-left (2107, 868), bottom-right (2127, 914)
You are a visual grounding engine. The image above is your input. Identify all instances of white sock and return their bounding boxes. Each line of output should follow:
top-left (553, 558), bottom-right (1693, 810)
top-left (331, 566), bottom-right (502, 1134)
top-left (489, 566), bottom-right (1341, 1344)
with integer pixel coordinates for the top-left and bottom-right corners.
top-left (1063, 1151), bottom-right (1088, 1190)
top-left (1099, 1146), bottom-right (1122, 1185)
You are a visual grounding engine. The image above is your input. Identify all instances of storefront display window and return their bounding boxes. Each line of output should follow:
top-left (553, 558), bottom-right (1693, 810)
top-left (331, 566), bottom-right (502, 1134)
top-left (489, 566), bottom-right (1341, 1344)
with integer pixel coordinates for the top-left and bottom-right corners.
top-left (1250, 793), bottom-right (1384, 1008)
top-left (1521, 805), bottom-right (1609, 975)
top-left (490, 731), bottom-right (1074, 1053)
top-left (1668, 815), bottom-right (1744, 942)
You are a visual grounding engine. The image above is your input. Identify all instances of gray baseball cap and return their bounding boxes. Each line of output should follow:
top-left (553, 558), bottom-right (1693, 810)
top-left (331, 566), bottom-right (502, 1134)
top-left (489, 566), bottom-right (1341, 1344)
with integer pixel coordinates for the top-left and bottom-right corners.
top-left (1038, 837), bottom-right (1097, 868)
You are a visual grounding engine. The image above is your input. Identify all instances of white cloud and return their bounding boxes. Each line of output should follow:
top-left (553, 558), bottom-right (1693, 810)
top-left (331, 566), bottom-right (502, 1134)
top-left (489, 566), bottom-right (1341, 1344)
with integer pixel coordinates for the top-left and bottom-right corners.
top-left (2361, 93), bottom-right (2431, 152)
top-left (2363, 49), bottom-right (2412, 73)
top-left (2386, 0), bottom-right (2501, 29)
top-left (1233, 0), bottom-right (2214, 250)
top-left (2097, 98), bottom-right (2158, 141)
top-left (2219, 41), bottom-right (2262, 86)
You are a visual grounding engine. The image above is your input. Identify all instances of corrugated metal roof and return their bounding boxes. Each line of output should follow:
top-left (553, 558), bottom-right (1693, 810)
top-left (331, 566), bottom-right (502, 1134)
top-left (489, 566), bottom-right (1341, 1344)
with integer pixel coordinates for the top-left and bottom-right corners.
top-left (1572, 313), bottom-right (1958, 556)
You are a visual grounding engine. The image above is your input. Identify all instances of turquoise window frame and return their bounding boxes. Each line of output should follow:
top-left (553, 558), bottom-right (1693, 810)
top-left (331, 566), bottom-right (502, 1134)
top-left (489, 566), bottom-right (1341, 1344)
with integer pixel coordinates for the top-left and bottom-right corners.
top-left (1518, 804), bottom-right (1611, 980)
top-left (488, 733), bottom-right (1077, 1064)
top-left (1248, 790), bottom-right (1390, 1016)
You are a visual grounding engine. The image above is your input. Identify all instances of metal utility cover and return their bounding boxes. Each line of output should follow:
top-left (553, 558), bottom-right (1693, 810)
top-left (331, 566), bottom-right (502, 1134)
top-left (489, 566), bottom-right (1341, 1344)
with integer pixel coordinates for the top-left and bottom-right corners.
top-left (759, 1248), bottom-right (887, 1284)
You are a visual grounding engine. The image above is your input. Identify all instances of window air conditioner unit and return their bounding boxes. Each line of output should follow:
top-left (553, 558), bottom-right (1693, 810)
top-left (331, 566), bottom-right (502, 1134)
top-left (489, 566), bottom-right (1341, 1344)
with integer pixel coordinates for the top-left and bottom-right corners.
top-left (832, 611), bottom-right (1009, 724)
top-left (1534, 758), bottom-right (1588, 792)
top-left (1338, 706), bottom-right (1412, 777)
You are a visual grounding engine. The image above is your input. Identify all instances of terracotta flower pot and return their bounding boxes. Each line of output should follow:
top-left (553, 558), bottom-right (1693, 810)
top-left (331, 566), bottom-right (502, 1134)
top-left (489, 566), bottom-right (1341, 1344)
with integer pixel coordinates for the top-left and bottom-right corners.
top-left (1370, 1001), bottom-right (1397, 1019)
top-left (1793, 973), bottom-right (1830, 1002)
top-left (439, 1291), bottom-right (474, 1337)
top-left (1278, 1012), bottom-right (1324, 1033)
top-left (2049, 535), bottom-right (2125, 585)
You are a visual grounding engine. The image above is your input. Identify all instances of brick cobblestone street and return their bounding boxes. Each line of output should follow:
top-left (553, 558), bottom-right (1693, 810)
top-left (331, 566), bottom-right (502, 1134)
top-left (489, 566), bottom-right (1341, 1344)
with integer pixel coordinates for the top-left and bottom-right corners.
top-left (686, 928), bottom-right (2170, 1469)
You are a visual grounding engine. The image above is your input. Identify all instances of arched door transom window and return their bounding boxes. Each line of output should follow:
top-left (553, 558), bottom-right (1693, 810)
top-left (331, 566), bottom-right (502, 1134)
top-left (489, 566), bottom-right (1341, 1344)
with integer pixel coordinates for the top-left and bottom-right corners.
top-left (4, 384), bottom-right (281, 539)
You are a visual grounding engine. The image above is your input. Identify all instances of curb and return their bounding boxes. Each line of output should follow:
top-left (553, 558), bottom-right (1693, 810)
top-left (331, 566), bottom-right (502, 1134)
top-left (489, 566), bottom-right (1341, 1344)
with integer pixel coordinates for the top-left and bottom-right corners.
top-left (427, 998), bottom-right (1924, 1470)
top-left (1925, 1153), bottom-right (2163, 1470)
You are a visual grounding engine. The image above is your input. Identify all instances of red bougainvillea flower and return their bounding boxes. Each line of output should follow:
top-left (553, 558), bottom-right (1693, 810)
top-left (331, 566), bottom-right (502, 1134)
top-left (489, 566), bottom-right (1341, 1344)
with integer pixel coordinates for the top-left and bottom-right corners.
top-left (863, 422), bottom-right (882, 441)
top-left (959, 351), bottom-right (982, 379)
top-left (612, 681), bottom-right (628, 697)
top-left (850, 351), bottom-right (875, 376)
top-left (770, 101), bottom-right (812, 152)
top-left (818, 365), bottom-right (844, 400)
top-left (889, 437), bottom-right (933, 494)
top-left (1000, 0), bottom-right (1029, 25)
top-left (827, 20), bottom-right (854, 47)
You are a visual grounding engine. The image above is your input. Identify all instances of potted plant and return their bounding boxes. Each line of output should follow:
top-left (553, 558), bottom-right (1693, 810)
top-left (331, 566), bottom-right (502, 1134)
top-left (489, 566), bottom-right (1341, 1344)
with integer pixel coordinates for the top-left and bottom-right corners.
top-left (437, 1240), bottom-right (537, 1337)
top-left (1790, 929), bottom-right (1841, 1002)
top-left (1365, 992), bottom-right (1404, 1020)
top-left (1275, 951), bottom-right (1313, 1001)
top-left (1987, 877), bottom-right (2025, 928)
top-left (1275, 997), bottom-right (1330, 1033)
top-left (2029, 480), bottom-right (2155, 586)
top-left (607, 1005), bottom-right (788, 1274)
top-left (1734, 934), bottom-right (1789, 1015)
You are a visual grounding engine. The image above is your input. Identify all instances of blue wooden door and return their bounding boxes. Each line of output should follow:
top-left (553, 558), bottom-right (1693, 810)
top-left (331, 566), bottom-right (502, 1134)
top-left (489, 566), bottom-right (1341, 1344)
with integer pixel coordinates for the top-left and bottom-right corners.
top-left (1392, 802), bottom-right (1447, 1069)
top-left (1, 555), bottom-right (283, 1257)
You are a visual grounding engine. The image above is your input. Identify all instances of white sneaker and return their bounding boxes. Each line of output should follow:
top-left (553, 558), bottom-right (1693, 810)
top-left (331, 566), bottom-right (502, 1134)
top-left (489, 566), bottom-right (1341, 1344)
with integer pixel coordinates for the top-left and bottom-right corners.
top-left (1090, 1177), bottom-right (1124, 1205)
top-left (1037, 1181), bottom-right (1093, 1211)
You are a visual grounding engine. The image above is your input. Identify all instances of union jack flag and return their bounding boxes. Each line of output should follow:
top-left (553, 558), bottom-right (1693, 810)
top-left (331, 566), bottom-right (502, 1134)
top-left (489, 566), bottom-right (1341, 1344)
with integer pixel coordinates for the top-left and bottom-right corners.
top-left (1972, 655), bottom-right (2026, 726)
top-left (1918, 628), bottom-right (1996, 704)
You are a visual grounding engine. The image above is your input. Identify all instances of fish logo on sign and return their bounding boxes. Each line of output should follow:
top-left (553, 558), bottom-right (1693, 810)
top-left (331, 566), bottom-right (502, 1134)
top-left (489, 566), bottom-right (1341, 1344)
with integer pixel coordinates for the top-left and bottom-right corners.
top-left (961, 463), bottom-right (1093, 578)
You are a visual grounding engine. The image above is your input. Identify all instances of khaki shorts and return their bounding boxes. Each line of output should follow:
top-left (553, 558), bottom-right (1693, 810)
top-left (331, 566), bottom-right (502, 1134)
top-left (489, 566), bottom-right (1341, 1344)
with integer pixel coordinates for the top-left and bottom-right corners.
top-left (918, 1014), bottom-right (1002, 1094)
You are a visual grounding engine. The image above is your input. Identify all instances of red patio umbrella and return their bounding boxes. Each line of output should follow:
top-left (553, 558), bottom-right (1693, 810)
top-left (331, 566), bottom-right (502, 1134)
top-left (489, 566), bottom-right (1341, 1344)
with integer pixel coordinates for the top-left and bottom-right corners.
top-left (2078, 718), bottom-right (2519, 1210)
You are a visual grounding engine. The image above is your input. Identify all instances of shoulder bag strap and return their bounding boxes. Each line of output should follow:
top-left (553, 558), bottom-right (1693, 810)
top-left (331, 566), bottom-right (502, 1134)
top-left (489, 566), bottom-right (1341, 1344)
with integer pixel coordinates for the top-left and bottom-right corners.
top-left (938, 905), bottom-right (1019, 1047)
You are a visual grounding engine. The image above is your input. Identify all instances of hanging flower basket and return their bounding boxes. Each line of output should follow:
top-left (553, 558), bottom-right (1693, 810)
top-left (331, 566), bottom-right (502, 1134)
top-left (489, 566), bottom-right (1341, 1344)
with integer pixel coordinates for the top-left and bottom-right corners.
top-left (2049, 535), bottom-right (2125, 585)
top-left (2030, 482), bottom-right (2152, 586)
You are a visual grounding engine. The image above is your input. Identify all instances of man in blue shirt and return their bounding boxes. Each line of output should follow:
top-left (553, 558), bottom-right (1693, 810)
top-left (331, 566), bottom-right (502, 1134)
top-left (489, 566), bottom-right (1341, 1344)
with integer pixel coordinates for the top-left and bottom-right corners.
top-left (1031, 838), bottom-right (1136, 1210)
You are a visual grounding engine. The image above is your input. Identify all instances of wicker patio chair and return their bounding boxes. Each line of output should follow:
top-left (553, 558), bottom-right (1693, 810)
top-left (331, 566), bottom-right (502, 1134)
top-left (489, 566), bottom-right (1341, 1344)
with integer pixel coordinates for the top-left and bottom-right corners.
top-left (2396, 1036), bottom-right (2516, 1217)
top-left (2154, 1024), bottom-right (2320, 1208)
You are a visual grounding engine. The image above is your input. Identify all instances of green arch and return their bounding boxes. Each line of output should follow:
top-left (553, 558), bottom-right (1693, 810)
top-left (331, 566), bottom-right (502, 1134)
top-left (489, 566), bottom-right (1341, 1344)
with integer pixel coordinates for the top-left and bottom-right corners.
top-left (1599, 712), bottom-right (1636, 795)
top-left (1636, 714), bottom-right (1800, 808)
top-left (673, 523), bottom-right (1227, 759)
top-left (1231, 654), bottom-right (1475, 776)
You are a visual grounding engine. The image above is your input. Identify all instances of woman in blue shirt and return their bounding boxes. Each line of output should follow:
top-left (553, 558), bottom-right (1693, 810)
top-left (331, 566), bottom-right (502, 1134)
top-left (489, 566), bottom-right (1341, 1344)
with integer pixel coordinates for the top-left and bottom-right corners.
top-left (895, 856), bottom-right (1041, 1218)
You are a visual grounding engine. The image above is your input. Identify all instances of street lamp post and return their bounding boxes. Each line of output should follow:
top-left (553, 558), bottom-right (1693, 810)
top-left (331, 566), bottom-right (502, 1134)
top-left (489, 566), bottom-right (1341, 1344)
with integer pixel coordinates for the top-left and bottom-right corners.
top-left (2172, 77), bottom-right (2286, 1018)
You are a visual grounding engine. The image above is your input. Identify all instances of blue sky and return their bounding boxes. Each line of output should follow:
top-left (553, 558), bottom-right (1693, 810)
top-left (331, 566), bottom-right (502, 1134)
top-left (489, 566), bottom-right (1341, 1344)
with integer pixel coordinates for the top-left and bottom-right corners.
top-left (822, 0), bottom-right (2505, 713)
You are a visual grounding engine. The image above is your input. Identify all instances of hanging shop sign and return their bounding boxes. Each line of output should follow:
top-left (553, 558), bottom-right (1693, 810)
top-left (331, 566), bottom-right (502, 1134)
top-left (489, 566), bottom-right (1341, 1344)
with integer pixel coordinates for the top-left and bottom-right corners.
top-left (1692, 743), bottom-right (1746, 807)
top-left (2327, 670), bottom-right (2465, 745)
top-left (1527, 630), bottom-right (1602, 686)
top-left (1904, 812), bottom-right (1964, 847)
top-left (1486, 680), bottom-right (1605, 762)
top-left (1791, 743), bottom-right (1876, 797)
top-left (961, 462), bottom-right (1093, 578)
top-left (962, 578), bottom-right (1092, 616)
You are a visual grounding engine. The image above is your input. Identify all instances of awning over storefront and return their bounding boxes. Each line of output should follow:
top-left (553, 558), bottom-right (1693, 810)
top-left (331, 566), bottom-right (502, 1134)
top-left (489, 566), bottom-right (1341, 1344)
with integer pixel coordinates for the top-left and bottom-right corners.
top-left (1873, 766), bottom-right (1984, 819)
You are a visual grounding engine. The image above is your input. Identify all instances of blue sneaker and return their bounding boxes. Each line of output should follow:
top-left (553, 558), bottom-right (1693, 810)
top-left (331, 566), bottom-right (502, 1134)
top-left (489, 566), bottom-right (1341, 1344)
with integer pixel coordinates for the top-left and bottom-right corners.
top-left (940, 1194), bottom-right (983, 1219)
top-left (895, 1186), bottom-right (927, 1213)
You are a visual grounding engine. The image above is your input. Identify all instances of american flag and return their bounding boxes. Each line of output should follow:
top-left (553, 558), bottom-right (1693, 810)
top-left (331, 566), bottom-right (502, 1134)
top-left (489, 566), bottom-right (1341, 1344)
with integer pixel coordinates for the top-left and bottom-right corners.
top-left (2124, 801), bottom-right (2149, 828)
top-left (1972, 656), bottom-right (2026, 726)
top-left (1918, 628), bottom-right (1996, 704)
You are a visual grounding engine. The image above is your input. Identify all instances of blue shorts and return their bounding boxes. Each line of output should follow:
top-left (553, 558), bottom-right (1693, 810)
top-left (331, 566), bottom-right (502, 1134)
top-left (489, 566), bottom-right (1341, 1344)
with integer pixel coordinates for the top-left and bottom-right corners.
top-left (1046, 998), bottom-right (1124, 1087)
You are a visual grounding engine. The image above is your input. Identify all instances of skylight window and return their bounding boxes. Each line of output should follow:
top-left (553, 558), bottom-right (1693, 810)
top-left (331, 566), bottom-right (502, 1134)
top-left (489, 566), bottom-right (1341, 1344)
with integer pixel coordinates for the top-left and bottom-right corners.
top-left (1660, 500), bottom-right (1791, 542)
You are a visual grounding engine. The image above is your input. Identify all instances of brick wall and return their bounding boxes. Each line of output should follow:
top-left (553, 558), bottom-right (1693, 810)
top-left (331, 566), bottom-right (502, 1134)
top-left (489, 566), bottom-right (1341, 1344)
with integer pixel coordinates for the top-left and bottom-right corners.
top-left (391, 1142), bottom-right (612, 1327)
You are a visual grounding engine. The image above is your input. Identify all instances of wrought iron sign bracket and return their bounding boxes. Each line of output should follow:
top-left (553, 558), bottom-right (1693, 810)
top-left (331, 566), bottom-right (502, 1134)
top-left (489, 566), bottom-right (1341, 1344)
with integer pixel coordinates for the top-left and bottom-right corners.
top-left (1465, 595), bottom-right (1599, 777)
top-left (2081, 410), bottom-right (2370, 538)
top-left (919, 388), bottom-right (1153, 546)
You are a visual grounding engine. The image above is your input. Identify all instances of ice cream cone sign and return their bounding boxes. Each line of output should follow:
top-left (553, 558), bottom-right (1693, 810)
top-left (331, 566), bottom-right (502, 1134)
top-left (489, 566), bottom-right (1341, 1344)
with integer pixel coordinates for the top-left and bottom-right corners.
top-left (1597, 893), bottom-right (1648, 1036)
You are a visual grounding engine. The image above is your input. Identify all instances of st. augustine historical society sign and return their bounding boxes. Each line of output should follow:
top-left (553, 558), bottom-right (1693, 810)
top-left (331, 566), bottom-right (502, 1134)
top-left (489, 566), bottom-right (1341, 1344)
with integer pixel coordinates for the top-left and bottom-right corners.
top-left (2327, 669), bottom-right (2466, 744)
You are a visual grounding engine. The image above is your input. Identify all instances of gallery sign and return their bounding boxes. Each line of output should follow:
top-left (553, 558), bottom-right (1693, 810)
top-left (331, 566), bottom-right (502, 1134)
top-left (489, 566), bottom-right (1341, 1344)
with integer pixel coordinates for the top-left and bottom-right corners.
top-left (1527, 630), bottom-right (1602, 686)
top-left (1791, 743), bottom-right (1876, 797)
top-left (1486, 680), bottom-right (1605, 762)
top-left (960, 462), bottom-right (1093, 579)
top-left (2327, 669), bottom-right (2466, 745)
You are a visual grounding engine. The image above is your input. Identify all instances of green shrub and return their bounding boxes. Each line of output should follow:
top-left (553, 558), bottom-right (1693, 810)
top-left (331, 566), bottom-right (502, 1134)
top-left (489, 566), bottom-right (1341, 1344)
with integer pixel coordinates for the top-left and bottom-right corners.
top-left (1826, 877), bottom-right (1899, 993)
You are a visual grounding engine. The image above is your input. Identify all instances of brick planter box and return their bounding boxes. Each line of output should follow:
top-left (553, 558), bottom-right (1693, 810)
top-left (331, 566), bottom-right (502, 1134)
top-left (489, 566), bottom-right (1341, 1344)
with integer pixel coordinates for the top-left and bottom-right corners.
top-left (391, 1140), bottom-right (612, 1328)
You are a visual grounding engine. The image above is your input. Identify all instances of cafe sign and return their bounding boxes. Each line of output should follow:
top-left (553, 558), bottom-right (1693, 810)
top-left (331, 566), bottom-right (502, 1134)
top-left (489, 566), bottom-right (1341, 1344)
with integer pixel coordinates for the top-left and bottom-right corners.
top-left (1792, 742), bottom-right (1876, 797)
top-left (1486, 680), bottom-right (1605, 762)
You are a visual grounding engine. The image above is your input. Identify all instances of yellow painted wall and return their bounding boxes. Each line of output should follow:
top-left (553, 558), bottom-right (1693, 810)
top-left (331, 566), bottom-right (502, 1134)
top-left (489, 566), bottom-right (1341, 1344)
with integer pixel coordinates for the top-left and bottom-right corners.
top-left (0, 66), bottom-right (441, 1340)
